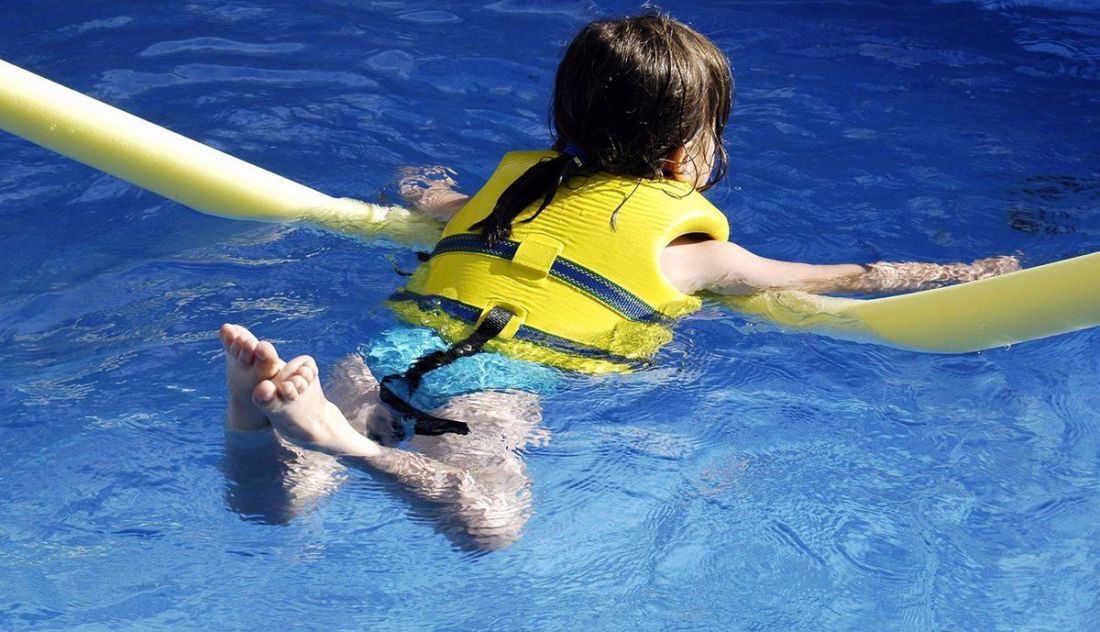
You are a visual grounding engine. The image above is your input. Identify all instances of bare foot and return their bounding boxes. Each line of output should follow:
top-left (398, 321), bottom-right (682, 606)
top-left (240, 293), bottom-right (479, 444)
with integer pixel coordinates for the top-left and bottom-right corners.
top-left (253, 355), bottom-right (380, 458)
top-left (220, 323), bottom-right (283, 432)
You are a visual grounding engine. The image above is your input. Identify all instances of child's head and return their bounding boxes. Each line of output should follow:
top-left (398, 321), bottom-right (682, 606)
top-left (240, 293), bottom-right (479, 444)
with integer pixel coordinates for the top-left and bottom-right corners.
top-left (553, 14), bottom-right (733, 189)
top-left (472, 13), bottom-right (733, 244)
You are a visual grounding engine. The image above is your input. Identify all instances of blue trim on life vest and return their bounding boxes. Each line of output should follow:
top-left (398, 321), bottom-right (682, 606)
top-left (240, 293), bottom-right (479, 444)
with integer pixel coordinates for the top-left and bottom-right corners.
top-left (388, 290), bottom-right (646, 369)
top-left (430, 234), bottom-right (670, 324)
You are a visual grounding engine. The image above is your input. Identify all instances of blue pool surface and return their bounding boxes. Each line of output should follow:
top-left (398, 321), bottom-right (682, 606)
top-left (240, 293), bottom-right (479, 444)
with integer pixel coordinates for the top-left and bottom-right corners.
top-left (2, 1), bottom-right (1099, 629)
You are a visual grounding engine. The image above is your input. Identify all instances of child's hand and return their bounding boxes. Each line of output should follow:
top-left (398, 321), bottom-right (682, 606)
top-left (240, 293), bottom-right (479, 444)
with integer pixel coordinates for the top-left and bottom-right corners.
top-left (859, 255), bottom-right (1021, 293)
top-left (395, 165), bottom-right (468, 221)
top-left (953, 255), bottom-right (1022, 282)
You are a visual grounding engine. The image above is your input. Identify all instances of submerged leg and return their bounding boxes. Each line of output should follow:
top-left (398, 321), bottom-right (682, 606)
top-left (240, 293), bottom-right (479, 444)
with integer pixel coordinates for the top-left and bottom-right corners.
top-left (220, 324), bottom-right (349, 523)
top-left (325, 354), bottom-right (400, 445)
top-left (406, 390), bottom-right (545, 550)
top-left (222, 431), bottom-right (348, 525)
top-left (262, 353), bottom-right (547, 549)
top-left (223, 328), bottom-right (546, 550)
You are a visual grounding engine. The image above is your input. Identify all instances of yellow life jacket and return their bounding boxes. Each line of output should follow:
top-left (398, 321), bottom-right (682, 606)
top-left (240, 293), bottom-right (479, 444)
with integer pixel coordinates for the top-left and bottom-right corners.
top-left (388, 150), bottom-right (730, 373)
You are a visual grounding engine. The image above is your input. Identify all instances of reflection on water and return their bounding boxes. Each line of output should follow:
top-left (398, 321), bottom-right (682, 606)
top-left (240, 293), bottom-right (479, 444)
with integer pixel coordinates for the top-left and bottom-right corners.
top-left (1007, 174), bottom-right (1100, 240)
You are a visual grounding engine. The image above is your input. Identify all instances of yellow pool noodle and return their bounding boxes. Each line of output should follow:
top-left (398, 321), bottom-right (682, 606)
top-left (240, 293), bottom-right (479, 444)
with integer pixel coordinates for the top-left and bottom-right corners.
top-left (0, 59), bottom-right (441, 244)
top-left (2, 59), bottom-right (1096, 353)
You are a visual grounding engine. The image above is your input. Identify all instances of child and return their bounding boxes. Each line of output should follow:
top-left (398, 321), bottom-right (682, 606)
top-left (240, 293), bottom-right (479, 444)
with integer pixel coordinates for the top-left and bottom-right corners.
top-left (220, 14), bottom-right (1017, 549)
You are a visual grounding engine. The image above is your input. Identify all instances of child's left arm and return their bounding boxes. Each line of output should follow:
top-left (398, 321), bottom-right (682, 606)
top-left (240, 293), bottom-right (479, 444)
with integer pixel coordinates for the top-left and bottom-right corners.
top-left (662, 237), bottom-right (1021, 296)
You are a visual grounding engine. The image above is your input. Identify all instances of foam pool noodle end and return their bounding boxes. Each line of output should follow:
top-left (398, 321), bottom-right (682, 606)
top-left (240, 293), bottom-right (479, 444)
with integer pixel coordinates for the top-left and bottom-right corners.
top-left (0, 58), bottom-right (442, 246)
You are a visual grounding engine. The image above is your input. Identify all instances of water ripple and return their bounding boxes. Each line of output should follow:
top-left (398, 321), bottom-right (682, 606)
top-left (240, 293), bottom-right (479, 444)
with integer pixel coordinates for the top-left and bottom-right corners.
top-left (140, 38), bottom-right (306, 57)
top-left (96, 64), bottom-right (378, 100)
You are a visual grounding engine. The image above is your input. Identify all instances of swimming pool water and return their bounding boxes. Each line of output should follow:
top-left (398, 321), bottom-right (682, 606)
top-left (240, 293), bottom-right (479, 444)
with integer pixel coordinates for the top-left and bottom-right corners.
top-left (2, 1), bottom-right (1098, 629)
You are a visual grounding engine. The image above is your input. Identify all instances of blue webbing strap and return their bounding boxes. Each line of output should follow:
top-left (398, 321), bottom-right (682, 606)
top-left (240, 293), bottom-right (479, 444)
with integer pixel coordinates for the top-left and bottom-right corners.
top-left (388, 290), bottom-right (645, 369)
top-left (430, 234), bottom-right (670, 324)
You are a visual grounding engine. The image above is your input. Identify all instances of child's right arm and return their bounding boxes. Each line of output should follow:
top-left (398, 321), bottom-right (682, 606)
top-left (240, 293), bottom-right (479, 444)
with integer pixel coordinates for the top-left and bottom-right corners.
top-left (661, 237), bottom-right (1020, 296)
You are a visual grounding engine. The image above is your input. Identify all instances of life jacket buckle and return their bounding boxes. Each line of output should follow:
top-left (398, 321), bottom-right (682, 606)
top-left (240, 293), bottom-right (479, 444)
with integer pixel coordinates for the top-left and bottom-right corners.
top-left (477, 302), bottom-right (526, 340)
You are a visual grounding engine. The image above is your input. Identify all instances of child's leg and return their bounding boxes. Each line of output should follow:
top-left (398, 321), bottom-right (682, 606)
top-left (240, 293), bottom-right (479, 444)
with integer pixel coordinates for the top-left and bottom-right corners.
top-left (408, 390), bottom-right (545, 549)
top-left (221, 324), bottom-right (544, 549)
top-left (322, 355), bottom-right (544, 548)
top-left (325, 354), bottom-right (401, 445)
top-left (220, 324), bottom-right (350, 522)
top-left (247, 337), bottom-right (544, 549)
top-left (222, 431), bottom-right (348, 525)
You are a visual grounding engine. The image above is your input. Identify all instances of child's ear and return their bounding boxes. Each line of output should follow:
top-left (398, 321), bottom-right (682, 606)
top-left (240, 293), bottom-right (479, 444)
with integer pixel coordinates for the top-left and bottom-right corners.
top-left (662, 145), bottom-right (691, 181)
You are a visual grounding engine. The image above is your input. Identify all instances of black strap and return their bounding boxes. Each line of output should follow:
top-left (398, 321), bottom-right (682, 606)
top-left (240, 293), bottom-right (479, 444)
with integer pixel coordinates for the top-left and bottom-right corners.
top-left (387, 251), bottom-right (432, 277)
top-left (379, 307), bottom-right (513, 436)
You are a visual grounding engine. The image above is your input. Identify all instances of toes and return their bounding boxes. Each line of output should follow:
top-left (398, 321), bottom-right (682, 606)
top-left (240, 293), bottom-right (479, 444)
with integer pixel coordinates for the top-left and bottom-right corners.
top-left (278, 380), bottom-right (300, 401)
top-left (252, 380), bottom-right (278, 407)
top-left (236, 337), bottom-right (258, 366)
top-left (220, 323), bottom-right (248, 347)
top-left (219, 323), bottom-right (236, 347)
top-left (281, 355), bottom-right (317, 378)
top-left (273, 356), bottom-right (318, 401)
top-left (288, 374), bottom-right (308, 393)
top-left (294, 361), bottom-right (316, 382)
top-left (254, 340), bottom-right (280, 368)
top-left (222, 324), bottom-right (268, 367)
top-left (251, 355), bottom-right (317, 407)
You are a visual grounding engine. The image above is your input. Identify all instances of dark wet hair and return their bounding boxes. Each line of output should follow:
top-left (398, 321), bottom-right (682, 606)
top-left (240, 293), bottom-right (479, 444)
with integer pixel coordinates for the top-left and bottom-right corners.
top-left (471, 13), bottom-right (734, 244)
